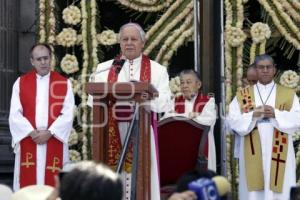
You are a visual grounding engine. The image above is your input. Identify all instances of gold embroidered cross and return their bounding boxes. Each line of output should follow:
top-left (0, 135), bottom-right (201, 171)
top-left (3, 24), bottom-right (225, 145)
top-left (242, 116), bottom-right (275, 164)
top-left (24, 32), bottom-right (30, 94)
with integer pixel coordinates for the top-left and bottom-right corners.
top-left (46, 157), bottom-right (60, 173)
top-left (21, 152), bottom-right (35, 168)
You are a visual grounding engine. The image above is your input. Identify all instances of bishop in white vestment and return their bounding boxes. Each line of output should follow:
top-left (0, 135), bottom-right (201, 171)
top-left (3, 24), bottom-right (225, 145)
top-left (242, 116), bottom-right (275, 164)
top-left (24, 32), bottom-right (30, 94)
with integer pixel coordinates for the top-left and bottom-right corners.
top-left (88, 23), bottom-right (171, 200)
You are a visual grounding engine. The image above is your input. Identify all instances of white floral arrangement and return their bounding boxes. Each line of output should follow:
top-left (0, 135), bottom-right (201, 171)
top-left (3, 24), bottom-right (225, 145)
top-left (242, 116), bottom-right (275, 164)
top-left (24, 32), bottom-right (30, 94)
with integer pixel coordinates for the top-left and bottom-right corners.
top-left (69, 149), bottom-right (82, 162)
top-left (250, 22), bottom-right (271, 44)
top-left (56, 28), bottom-right (77, 47)
top-left (169, 76), bottom-right (182, 98)
top-left (225, 26), bottom-right (247, 47)
top-left (68, 128), bottom-right (79, 146)
top-left (61, 54), bottom-right (79, 74)
top-left (62, 5), bottom-right (81, 25)
top-left (69, 77), bottom-right (81, 95)
top-left (279, 70), bottom-right (300, 89)
top-left (97, 30), bottom-right (118, 45)
top-left (76, 34), bottom-right (83, 45)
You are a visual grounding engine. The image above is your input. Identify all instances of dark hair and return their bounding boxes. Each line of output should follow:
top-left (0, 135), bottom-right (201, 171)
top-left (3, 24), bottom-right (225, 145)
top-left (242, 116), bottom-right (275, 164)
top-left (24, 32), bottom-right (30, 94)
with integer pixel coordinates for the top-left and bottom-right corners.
top-left (59, 161), bottom-right (123, 200)
top-left (179, 69), bottom-right (201, 82)
top-left (29, 43), bottom-right (52, 58)
top-left (254, 54), bottom-right (275, 67)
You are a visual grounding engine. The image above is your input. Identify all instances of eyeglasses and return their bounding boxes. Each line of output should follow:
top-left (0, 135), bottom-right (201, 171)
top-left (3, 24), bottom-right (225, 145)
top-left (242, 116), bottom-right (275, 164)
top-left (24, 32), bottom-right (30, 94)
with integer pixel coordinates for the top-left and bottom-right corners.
top-left (256, 65), bottom-right (274, 70)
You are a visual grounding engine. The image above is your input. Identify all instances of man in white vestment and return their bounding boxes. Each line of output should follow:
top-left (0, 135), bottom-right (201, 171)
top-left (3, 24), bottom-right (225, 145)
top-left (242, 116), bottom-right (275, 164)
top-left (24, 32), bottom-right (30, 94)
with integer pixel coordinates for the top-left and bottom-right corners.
top-left (228, 54), bottom-right (300, 200)
top-left (88, 23), bottom-right (171, 200)
top-left (163, 69), bottom-right (217, 171)
top-left (9, 44), bottom-right (74, 191)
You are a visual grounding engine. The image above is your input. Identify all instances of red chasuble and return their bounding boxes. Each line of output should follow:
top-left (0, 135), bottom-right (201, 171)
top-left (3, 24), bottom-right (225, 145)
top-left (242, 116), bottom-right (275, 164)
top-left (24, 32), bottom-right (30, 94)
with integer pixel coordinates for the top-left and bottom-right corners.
top-left (107, 54), bottom-right (151, 172)
top-left (174, 94), bottom-right (210, 159)
top-left (19, 70), bottom-right (67, 187)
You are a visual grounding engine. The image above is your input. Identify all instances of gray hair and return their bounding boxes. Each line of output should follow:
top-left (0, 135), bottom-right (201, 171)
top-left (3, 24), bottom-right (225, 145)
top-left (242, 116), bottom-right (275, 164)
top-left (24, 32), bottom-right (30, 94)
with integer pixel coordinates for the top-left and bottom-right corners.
top-left (254, 54), bottom-right (275, 67)
top-left (119, 22), bottom-right (146, 42)
top-left (179, 69), bottom-right (201, 82)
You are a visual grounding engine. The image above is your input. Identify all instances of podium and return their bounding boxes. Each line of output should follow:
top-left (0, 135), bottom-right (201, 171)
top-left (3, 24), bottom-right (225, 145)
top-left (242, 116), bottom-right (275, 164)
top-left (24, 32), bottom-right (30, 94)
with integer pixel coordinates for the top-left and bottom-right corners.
top-left (158, 116), bottom-right (210, 195)
top-left (86, 82), bottom-right (158, 200)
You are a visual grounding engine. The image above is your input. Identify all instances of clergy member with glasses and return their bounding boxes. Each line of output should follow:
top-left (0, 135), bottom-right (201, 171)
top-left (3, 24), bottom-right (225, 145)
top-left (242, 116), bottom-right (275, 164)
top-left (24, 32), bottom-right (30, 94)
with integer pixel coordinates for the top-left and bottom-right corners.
top-left (227, 54), bottom-right (300, 200)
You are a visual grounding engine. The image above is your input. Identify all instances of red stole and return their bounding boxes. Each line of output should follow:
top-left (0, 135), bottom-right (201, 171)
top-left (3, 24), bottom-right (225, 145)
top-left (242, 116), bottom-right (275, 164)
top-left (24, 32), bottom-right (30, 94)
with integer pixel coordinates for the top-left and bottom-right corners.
top-left (174, 94), bottom-right (210, 158)
top-left (174, 94), bottom-right (209, 113)
top-left (19, 70), bottom-right (67, 187)
top-left (107, 54), bottom-right (151, 172)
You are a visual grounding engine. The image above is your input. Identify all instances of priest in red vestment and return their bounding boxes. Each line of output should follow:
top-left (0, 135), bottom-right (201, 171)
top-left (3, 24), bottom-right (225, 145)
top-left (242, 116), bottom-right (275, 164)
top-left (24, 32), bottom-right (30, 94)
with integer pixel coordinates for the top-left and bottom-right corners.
top-left (9, 44), bottom-right (74, 191)
top-left (164, 69), bottom-right (217, 171)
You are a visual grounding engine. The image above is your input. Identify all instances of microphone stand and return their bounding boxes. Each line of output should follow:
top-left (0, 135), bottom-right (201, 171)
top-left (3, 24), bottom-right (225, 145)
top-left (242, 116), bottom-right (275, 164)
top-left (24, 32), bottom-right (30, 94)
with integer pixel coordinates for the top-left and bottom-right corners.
top-left (116, 102), bottom-right (140, 200)
top-left (116, 102), bottom-right (140, 173)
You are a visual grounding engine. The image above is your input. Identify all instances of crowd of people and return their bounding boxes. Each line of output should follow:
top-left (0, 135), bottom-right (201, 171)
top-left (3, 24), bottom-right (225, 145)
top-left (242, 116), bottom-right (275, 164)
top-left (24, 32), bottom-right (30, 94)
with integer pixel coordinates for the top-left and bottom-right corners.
top-left (2, 22), bottom-right (300, 200)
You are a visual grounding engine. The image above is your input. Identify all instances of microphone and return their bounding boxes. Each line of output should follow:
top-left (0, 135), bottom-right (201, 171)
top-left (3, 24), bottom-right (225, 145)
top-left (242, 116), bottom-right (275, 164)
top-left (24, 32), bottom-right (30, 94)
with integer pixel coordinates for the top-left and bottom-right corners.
top-left (89, 55), bottom-right (126, 82)
top-left (188, 176), bottom-right (230, 200)
top-left (113, 56), bottom-right (126, 74)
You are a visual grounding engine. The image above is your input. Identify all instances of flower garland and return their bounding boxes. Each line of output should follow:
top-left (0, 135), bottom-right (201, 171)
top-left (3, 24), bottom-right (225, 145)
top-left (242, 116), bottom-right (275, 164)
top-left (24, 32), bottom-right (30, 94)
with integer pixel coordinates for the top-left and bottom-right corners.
top-left (69, 77), bottom-right (81, 95)
top-left (249, 22), bottom-right (271, 63)
top-left (290, 0), bottom-right (300, 10)
top-left (258, 0), bottom-right (300, 49)
top-left (169, 76), bottom-right (182, 98)
top-left (61, 54), bottom-right (79, 74)
top-left (279, 70), bottom-right (300, 89)
top-left (144, 0), bottom-right (193, 55)
top-left (97, 30), bottom-right (118, 46)
top-left (69, 149), bottom-right (82, 161)
top-left (48, 0), bottom-right (56, 45)
top-left (39, 0), bottom-right (46, 43)
top-left (161, 26), bottom-right (194, 66)
top-left (68, 128), bottom-right (79, 146)
top-left (155, 12), bottom-right (193, 63)
top-left (224, 0), bottom-right (245, 198)
top-left (80, 0), bottom-right (89, 160)
top-left (117, 0), bottom-right (173, 12)
top-left (91, 0), bottom-right (98, 71)
top-left (279, 0), bottom-right (300, 23)
top-left (145, 0), bottom-right (185, 41)
top-left (62, 5), bottom-right (81, 25)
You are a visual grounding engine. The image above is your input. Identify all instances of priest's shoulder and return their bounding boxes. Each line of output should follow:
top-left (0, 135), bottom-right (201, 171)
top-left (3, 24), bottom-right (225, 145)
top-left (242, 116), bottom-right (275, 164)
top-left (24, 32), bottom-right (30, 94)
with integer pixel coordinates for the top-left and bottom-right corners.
top-left (96, 59), bottom-right (114, 70)
top-left (149, 59), bottom-right (168, 72)
top-left (277, 84), bottom-right (296, 97)
top-left (51, 71), bottom-right (68, 81)
top-left (277, 84), bottom-right (295, 93)
top-left (236, 85), bottom-right (253, 94)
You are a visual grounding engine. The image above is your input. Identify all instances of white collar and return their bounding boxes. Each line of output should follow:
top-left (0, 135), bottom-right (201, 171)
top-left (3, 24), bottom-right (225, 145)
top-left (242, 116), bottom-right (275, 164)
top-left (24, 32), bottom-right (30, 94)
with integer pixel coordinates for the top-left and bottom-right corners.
top-left (185, 93), bottom-right (198, 102)
top-left (126, 54), bottom-right (142, 65)
top-left (256, 80), bottom-right (275, 89)
top-left (36, 71), bottom-right (50, 80)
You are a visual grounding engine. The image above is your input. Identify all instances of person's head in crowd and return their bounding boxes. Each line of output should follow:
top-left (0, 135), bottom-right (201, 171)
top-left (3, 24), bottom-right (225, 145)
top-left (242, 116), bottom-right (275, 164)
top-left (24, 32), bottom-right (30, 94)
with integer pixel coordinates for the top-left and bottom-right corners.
top-left (175, 169), bottom-right (217, 192)
top-left (11, 185), bottom-right (54, 200)
top-left (59, 161), bottom-right (123, 200)
top-left (246, 63), bottom-right (258, 85)
top-left (0, 184), bottom-right (13, 200)
top-left (30, 43), bottom-right (52, 77)
top-left (179, 69), bottom-right (202, 100)
top-left (254, 54), bottom-right (276, 85)
top-left (119, 22), bottom-right (146, 60)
